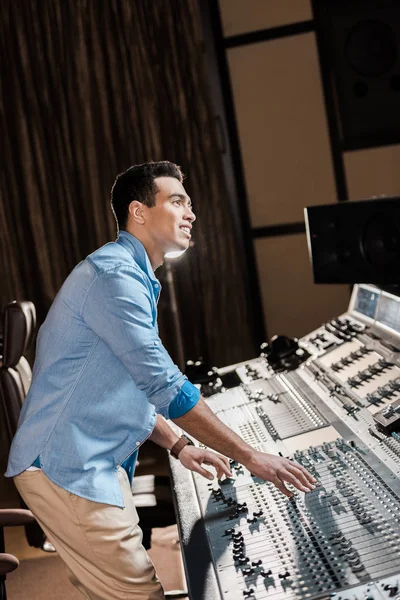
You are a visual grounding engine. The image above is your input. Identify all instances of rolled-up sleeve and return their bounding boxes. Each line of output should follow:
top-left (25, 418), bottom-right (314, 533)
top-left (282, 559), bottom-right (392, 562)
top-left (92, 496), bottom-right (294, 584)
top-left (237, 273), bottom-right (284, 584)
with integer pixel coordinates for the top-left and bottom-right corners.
top-left (82, 266), bottom-right (188, 417)
top-left (168, 380), bottom-right (201, 419)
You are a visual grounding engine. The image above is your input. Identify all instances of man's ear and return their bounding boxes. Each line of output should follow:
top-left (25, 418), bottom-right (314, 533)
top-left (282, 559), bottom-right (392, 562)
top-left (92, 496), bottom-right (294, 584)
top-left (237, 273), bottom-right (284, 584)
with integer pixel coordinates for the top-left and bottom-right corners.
top-left (128, 200), bottom-right (147, 225)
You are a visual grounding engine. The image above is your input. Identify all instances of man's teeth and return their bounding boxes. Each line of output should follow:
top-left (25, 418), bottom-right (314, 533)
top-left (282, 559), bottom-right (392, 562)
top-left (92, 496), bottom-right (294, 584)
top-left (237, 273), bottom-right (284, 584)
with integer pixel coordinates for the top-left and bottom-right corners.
top-left (181, 227), bottom-right (190, 233)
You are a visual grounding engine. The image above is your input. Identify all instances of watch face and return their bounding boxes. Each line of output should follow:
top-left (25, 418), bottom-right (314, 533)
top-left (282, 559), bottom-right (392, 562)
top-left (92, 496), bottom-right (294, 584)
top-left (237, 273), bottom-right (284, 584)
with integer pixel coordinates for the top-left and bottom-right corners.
top-left (183, 435), bottom-right (194, 446)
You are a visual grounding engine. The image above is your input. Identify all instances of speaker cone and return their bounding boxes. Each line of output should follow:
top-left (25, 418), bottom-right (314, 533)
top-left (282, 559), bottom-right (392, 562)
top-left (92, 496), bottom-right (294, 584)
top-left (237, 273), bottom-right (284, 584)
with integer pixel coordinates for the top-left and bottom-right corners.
top-left (360, 214), bottom-right (400, 268)
top-left (345, 20), bottom-right (397, 77)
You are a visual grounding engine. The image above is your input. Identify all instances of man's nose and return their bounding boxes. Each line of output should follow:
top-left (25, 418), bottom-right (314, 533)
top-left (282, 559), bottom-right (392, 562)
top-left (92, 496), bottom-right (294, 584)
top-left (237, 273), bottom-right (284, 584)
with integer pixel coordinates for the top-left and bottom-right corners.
top-left (185, 207), bottom-right (196, 222)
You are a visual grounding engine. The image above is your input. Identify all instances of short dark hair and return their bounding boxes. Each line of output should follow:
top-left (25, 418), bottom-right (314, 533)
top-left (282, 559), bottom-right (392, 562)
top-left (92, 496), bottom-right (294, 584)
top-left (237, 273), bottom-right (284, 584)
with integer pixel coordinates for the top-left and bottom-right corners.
top-left (111, 161), bottom-right (184, 230)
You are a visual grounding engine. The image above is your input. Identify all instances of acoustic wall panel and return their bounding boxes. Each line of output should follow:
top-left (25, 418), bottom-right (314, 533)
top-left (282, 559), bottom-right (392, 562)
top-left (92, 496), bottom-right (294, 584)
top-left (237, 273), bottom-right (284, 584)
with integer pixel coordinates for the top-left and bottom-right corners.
top-left (344, 145), bottom-right (400, 201)
top-left (219, 0), bottom-right (312, 38)
top-left (227, 33), bottom-right (337, 228)
top-left (254, 234), bottom-right (349, 339)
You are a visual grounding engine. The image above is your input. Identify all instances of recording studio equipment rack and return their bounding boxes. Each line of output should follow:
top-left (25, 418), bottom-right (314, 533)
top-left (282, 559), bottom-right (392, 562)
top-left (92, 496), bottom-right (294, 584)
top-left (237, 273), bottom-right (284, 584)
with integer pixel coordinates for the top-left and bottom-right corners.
top-left (169, 285), bottom-right (400, 600)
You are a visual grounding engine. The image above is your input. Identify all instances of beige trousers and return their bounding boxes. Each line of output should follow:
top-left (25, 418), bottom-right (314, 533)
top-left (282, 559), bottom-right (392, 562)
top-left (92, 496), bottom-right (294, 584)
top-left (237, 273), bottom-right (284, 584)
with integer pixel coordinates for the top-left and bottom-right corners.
top-left (14, 468), bottom-right (164, 600)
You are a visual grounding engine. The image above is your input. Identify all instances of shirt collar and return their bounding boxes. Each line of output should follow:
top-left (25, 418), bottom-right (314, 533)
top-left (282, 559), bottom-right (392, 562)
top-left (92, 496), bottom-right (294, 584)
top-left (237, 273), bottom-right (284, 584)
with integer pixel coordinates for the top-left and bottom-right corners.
top-left (116, 230), bottom-right (160, 288)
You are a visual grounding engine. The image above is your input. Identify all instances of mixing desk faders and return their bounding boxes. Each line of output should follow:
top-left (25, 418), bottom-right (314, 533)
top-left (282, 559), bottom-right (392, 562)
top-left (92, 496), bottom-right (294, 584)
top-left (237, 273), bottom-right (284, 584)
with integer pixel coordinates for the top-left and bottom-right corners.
top-left (169, 285), bottom-right (400, 600)
top-left (193, 436), bottom-right (400, 600)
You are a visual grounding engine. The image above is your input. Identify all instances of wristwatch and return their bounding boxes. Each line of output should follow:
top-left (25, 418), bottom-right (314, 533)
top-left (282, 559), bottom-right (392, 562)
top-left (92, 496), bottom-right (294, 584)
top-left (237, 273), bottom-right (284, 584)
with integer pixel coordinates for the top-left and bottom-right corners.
top-left (170, 435), bottom-right (195, 459)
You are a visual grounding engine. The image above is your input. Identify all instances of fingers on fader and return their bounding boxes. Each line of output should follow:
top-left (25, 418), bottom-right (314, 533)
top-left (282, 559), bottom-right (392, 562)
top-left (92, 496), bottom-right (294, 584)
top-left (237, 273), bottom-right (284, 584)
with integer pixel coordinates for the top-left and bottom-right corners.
top-left (273, 476), bottom-right (293, 498)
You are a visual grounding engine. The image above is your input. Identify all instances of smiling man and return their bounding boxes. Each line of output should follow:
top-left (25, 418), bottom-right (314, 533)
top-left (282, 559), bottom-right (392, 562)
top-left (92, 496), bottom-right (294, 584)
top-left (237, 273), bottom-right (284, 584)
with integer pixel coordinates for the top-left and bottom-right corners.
top-left (6, 161), bottom-right (316, 600)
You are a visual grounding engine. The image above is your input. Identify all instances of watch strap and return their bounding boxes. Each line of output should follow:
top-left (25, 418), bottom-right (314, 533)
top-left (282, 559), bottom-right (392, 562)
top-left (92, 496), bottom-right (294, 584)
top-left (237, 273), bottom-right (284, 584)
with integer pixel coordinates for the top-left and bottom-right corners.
top-left (170, 436), bottom-right (191, 459)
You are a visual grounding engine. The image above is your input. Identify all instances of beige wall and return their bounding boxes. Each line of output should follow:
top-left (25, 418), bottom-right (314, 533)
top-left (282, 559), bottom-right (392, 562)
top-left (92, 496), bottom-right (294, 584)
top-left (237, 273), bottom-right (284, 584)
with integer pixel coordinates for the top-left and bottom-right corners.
top-left (219, 0), bottom-right (312, 37)
top-left (219, 1), bottom-right (350, 339)
top-left (344, 145), bottom-right (400, 201)
top-left (254, 235), bottom-right (351, 338)
top-left (227, 33), bottom-right (337, 227)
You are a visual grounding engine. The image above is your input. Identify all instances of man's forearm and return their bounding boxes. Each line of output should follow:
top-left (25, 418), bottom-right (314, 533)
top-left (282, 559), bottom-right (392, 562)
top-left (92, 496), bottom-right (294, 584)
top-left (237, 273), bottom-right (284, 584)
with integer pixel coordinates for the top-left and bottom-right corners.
top-left (172, 397), bottom-right (254, 464)
top-left (172, 398), bottom-right (316, 496)
top-left (148, 414), bottom-right (180, 449)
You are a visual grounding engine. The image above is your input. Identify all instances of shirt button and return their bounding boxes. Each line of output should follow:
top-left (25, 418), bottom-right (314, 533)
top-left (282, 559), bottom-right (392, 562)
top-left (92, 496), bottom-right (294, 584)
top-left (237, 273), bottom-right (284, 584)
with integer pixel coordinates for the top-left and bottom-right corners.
top-left (136, 441), bottom-right (140, 447)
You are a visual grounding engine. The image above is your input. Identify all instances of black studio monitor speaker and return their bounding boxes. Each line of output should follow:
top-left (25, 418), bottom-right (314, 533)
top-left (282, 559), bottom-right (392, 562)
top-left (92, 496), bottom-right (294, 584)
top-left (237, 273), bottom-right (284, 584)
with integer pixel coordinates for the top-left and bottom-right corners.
top-left (304, 197), bottom-right (400, 284)
top-left (313, 0), bottom-right (400, 149)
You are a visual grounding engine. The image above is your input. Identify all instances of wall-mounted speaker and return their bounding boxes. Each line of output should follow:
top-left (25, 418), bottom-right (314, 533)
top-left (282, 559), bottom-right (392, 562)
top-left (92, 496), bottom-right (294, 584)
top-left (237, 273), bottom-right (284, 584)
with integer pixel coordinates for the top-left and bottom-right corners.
top-left (313, 0), bottom-right (400, 150)
top-left (304, 198), bottom-right (400, 284)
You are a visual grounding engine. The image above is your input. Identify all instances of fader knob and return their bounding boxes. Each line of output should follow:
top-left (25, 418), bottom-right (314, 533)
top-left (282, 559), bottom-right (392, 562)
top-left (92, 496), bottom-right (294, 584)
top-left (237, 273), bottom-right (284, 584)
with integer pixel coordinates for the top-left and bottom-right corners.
top-left (279, 570), bottom-right (291, 580)
top-left (260, 569), bottom-right (272, 578)
top-left (340, 540), bottom-right (352, 550)
top-left (243, 590), bottom-right (254, 597)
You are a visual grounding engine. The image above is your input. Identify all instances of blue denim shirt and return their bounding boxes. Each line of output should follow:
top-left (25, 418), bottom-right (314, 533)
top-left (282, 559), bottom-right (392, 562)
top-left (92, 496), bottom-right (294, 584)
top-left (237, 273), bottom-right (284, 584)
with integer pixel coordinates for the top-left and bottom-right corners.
top-left (6, 231), bottom-right (200, 507)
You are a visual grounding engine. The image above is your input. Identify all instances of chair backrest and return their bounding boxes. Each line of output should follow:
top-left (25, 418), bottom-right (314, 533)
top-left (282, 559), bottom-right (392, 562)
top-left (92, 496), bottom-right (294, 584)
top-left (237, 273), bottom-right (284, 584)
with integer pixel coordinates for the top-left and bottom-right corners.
top-left (0, 301), bottom-right (36, 439)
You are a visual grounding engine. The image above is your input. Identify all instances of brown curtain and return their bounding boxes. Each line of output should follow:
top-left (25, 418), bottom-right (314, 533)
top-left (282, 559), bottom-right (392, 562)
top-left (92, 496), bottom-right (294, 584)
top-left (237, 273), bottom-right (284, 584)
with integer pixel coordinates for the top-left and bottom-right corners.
top-left (0, 0), bottom-right (256, 368)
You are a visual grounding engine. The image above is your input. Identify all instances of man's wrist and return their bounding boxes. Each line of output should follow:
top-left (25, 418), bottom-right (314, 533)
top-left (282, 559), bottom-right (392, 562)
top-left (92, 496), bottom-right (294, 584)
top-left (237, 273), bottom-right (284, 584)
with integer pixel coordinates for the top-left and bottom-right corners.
top-left (237, 444), bottom-right (256, 467)
top-left (170, 435), bottom-right (194, 459)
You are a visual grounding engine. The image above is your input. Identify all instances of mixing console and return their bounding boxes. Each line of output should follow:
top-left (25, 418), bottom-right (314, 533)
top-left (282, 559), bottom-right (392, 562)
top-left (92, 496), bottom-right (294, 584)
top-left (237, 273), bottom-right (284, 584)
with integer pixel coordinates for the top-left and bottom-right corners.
top-left (169, 285), bottom-right (400, 600)
top-left (194, 437), bottom-right (400, 600)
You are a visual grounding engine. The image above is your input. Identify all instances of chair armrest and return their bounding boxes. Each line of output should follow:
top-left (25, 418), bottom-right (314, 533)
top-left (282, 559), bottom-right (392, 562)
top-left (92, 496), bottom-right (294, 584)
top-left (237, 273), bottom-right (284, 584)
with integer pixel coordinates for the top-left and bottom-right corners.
top-left (0, 508), bottom-right (35, 527)
top-left (0, 553), bottom-right (19, 575)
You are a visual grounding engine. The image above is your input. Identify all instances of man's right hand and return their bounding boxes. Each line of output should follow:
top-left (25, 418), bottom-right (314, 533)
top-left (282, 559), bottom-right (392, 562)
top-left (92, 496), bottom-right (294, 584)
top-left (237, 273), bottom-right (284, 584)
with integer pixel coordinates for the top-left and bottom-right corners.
top-left (245, 451), bottom-right (317, 497)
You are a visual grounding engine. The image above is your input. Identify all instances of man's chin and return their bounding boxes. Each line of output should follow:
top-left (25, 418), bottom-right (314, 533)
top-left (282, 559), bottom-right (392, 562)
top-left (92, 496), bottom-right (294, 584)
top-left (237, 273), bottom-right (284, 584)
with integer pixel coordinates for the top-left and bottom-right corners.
top-left (171, 240), bottom-right (190, 252)
top-left (164, 243), bottom-right (188, 259)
